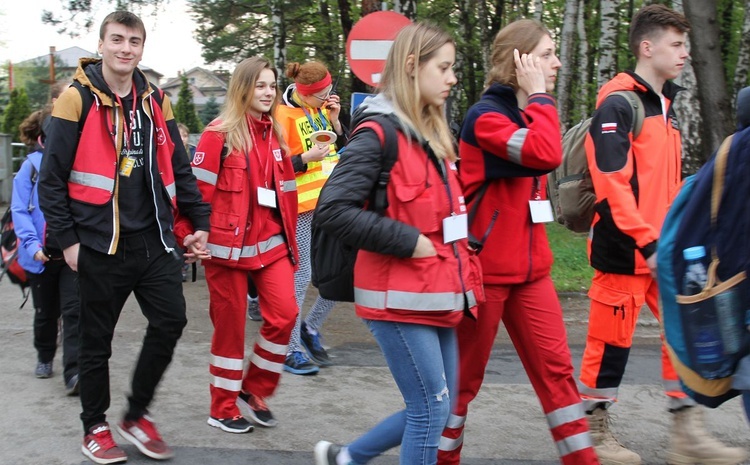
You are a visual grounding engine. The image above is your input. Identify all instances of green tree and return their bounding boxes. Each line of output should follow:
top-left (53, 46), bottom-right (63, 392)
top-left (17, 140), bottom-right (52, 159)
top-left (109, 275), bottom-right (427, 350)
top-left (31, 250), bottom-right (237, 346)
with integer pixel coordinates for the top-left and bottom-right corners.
top-left (198, 96), bottom-right (221, 126)
top-left (2, 88), bottom-right (31, 141)
top-left (174, 74), bottom-right (202, 133)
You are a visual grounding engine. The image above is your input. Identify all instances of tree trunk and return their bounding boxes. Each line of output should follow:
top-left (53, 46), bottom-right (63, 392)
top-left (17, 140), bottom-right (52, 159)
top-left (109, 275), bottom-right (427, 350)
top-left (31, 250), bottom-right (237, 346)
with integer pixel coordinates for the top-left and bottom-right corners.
top-left (670, 1), bottom-right (703, 175)
top-left (597, 0), bottom-right (620, 87)
top-left (533, 0), bottom-right (544, 21)
top-left (319, 0), bottom-right (337, 66)
top-left (557, 0), bottom-right (579, 131)
top-left (576, 0), bottom-right (591, 120)
top-left (733, 0), bottom-right (750, 99)
top-left (683, 0), bottom-right (734, 161)
top-left (394, 0), bottom-right (417, 20)
top-left (362, 0), bottom-right (381, 16)
top-left (271, 0), bottom-right (286, 87)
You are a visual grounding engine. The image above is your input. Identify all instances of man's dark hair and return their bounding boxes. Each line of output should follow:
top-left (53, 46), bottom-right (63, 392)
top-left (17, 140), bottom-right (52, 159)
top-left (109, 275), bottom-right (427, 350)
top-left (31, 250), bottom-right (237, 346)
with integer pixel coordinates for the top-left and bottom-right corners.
top-left (629, 4), bottom-right (690, 58)
top-left (99, 11), bottom-right (147, 43)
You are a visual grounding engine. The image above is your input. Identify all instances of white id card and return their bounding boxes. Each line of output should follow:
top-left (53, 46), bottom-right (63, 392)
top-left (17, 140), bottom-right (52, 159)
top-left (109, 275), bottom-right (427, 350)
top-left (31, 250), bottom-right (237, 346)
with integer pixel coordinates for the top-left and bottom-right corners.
top-left (529, 200), bottom-right (554, 223)
top-left (442, 214), bottom-right (468, 243)
top-left (257, 187), bottom-right (277, 208)
top-left (321, 155), bottom-right (338, 175)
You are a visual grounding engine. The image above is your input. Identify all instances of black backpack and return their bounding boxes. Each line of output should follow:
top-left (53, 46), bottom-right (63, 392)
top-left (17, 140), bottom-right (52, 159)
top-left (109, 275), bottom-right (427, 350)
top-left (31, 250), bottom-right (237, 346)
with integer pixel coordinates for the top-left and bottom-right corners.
top-left (310, 115), bottom-right (399, 302)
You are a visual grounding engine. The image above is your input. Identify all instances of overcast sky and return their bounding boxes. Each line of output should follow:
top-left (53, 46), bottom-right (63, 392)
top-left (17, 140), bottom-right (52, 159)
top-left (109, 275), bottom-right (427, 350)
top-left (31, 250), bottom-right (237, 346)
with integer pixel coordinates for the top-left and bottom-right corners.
top-left (0, 0), bottom-right (207, 80)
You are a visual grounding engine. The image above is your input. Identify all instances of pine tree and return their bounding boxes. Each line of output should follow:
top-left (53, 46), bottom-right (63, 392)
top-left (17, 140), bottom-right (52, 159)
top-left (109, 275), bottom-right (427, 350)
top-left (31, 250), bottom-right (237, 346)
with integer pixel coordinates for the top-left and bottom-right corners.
top-left (2, 88), bottom-right (31, 142)
top-left (174, 74), bottom-right (202, 133)
top-left (198, 96), bottom-right (221, 126)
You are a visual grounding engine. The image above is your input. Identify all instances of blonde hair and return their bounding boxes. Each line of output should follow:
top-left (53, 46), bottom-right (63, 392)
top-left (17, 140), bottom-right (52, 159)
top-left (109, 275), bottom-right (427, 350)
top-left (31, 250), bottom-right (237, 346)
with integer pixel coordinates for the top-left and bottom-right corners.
top-left (378, 22), bottom-right (456, 161)
top-left (209, 56), bottom-right (287, 156)
top-left (485, 19), bottom-right (551, 91)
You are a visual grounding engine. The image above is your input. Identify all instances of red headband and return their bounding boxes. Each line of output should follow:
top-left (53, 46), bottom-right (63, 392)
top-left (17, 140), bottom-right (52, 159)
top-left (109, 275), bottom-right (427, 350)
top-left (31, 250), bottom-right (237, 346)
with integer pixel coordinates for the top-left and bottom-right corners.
top-left (296, 72), bottom-right (332, 96)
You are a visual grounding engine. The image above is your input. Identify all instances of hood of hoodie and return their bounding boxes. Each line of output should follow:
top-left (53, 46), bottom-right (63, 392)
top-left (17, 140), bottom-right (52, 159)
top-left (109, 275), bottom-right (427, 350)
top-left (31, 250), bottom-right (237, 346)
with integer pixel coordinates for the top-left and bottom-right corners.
top-left (737, 86), bottom-right (750, 130)
top-left (596, 71), bottom-right (683, 107)
top-left (74, 57), bottom-right (153, 107)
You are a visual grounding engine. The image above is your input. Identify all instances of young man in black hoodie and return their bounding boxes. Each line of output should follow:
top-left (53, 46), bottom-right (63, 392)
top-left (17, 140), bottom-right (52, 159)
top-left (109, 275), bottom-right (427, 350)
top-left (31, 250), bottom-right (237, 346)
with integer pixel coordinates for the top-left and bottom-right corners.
top-left (39, 11), bottom-right (211, 465)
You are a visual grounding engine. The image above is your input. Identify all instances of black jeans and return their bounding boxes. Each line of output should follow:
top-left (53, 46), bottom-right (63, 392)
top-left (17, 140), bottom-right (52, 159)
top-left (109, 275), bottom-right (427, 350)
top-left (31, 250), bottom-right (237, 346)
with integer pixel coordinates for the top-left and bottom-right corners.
top-left (28, 258), bottom-right (80, 382)
top-left (77, 229), bottom-right (187, 433)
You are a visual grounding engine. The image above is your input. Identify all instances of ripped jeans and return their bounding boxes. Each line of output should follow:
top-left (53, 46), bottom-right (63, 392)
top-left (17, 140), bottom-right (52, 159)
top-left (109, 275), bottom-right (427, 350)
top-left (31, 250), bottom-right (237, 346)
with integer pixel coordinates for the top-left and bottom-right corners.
top-left (347, 320), bottom-right (457, 465)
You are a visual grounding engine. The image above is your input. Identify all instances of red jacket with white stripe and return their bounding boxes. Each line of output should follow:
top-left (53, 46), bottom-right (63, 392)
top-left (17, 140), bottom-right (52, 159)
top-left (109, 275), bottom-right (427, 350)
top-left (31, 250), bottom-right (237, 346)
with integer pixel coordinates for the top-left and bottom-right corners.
top-left (458, 84), bottom-right (561, 285)
top-left (175, 116), bottom-right (299, 270)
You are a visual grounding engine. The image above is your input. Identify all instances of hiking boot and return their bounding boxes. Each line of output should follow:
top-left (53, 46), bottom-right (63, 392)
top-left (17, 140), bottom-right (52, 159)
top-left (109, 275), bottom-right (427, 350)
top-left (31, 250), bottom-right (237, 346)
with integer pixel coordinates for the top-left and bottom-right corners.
top-left (247, 296), bottom-right (262, 321)
top-left (283, 351), bottom-right (319, 376)
top-left (65, 374), bottom-right (80, 396)
top-left (315, 441), bottom-right (352, 465)
top-left (116, 414), bottom-right (174, 460)
top-left (207, 415), bottom-right (254, 433)
top-left (587, 405), bottom-right (641, 465)
top-left (35, 360), bottom-right (53, 379)
top-left (81, 423), bottom-right (127, 464)
top-left (237, 391), bottom-right (277, 427)
top-left (301, 322), bottom-right (332, 366)
top-left (666, 406), bottom-right (748, 465)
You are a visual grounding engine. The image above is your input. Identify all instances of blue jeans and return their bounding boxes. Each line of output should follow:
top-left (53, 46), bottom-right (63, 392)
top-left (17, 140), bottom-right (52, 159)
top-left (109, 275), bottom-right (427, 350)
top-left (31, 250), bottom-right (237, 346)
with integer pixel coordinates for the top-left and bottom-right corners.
top-left (347, 320), bottom-right (458, 465)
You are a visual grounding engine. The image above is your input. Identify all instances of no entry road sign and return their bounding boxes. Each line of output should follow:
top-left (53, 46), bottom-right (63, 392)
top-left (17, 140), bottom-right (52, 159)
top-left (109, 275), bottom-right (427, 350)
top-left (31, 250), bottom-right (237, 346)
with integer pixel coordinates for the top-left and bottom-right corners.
top-left (346, 11), bottom-right (411, 87)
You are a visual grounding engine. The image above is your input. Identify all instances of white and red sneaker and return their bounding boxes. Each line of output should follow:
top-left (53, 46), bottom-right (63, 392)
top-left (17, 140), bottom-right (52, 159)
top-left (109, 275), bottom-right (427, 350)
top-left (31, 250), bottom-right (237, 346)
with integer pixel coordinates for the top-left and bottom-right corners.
top-left (81, 423), bottom-right (127, 464)
top-left (116, 414), bottom-right (174, 460)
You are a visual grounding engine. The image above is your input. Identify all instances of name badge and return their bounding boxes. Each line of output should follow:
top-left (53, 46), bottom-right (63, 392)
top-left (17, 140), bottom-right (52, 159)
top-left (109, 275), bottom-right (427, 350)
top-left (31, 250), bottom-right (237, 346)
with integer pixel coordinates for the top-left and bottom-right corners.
top-left (529, 200), bottom-right (554, 223)
top-left (119, 156), bottom-right (136, 177)
top-left (257, 187), bottom-right (277, 208)
top-left (442, 214), bottom-right (468, 244)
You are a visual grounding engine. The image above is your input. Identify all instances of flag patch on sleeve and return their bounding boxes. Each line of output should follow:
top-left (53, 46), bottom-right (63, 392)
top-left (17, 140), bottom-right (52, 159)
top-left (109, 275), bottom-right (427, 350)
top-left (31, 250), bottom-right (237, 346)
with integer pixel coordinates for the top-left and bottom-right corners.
top-left (601, 122), bottom-right (618, 133)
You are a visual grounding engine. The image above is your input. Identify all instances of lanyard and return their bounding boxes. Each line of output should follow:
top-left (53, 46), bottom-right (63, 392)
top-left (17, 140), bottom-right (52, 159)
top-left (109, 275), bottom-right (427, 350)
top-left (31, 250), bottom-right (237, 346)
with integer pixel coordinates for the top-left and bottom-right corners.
top-left (293, 92), bottom-right (329, 132)
top-left (247, 115), bottom-right (274, 188)
top-left (110, 82), bottom-right (138, 152)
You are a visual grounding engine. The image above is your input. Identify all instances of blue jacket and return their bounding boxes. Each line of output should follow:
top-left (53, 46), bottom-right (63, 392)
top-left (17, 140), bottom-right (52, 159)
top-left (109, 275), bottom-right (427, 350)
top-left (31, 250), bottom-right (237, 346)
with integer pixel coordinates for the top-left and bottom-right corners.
top-left (11, 150), bottom-right (45, 274)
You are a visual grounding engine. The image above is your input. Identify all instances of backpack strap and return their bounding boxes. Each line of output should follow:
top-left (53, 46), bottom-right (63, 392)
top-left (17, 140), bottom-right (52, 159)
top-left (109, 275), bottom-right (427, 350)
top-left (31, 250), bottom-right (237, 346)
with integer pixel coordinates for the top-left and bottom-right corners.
top-left (609, 90), bottom-right (645, 139)
top-left (352, 115), bottom-right (399, 214)
top-left (72, 81), bottom-right (165, 134)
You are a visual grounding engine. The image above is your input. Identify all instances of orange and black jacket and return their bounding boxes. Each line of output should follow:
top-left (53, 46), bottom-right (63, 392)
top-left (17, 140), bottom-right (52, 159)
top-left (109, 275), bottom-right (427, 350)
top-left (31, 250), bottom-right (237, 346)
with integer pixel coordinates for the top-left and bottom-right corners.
top-left (585, 71), bottom-right (683, 275)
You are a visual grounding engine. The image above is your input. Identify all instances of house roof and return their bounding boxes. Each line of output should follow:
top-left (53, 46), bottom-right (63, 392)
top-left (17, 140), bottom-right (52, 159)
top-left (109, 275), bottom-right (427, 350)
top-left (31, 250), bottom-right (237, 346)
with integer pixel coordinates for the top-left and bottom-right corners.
top-left (161, 67), bottom-right (228, 91)
top-left (14, 46), bottom-right (162, 77)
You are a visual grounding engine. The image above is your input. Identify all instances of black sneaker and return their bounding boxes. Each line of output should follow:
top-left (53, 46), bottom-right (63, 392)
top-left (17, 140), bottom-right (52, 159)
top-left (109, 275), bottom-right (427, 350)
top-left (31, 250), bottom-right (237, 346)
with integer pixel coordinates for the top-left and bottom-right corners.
top-left (246, 297), bottom-right (262, 321)
top-left (65, 374), bottom-right (80, 396)
top-left (237, 392), bottom-right (277, 427)
top-left (207, 415), bottom-right (254, 433)
top-left (300, 322), bottom-right (332, 366)
top-left (35, 361), bottom-right (53, 378)
top-left (283, 351), bottom-right (319, 376)
top-left (314, 441), bottom-right (348, 465)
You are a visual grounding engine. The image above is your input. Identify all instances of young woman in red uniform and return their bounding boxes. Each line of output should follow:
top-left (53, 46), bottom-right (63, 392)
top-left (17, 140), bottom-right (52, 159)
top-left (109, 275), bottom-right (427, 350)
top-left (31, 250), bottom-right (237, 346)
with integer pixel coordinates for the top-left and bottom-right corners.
top-left (176, 56), bottom-right (299, 434)
top-left (437, 19), bottom-right (599, 465)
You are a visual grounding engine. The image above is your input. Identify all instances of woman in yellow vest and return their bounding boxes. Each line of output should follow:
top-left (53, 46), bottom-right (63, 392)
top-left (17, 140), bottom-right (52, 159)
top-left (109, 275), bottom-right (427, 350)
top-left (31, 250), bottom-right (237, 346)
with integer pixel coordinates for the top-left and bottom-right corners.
top-left (275, 61), bottom-right (348, 375)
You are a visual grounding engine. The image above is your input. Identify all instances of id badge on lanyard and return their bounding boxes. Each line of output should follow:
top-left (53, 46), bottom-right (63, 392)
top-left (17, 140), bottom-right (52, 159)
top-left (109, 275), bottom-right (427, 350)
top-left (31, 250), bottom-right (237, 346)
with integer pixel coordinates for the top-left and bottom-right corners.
top-left (529, 176), bottom-right (554, 223)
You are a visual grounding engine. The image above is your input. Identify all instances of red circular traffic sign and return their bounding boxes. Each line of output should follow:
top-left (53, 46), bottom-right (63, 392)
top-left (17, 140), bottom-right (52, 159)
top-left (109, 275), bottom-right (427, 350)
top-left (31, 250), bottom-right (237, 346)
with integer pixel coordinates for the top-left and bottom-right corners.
top-left (346, 11), bottom-right (412, 87)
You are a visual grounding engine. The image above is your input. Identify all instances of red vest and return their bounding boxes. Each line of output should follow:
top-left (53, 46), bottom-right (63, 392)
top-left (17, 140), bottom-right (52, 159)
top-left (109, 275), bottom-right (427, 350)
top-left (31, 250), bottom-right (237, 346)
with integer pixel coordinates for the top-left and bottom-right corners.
top-left (353, 131), bottom-right (483, 327)
top-left (68, 92), bottom-right (176, 209)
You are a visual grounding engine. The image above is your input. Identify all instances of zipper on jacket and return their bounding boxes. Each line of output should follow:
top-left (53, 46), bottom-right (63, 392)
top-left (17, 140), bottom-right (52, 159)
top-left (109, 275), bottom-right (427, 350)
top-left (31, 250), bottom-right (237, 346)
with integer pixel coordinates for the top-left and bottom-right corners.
top-left (143, 93), bottom-right (174, 254)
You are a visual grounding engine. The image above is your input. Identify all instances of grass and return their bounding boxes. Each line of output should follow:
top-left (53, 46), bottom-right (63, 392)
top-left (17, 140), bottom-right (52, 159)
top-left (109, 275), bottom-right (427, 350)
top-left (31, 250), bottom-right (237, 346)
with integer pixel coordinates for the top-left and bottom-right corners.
top-left (546, 222), bottom-right (593, 294)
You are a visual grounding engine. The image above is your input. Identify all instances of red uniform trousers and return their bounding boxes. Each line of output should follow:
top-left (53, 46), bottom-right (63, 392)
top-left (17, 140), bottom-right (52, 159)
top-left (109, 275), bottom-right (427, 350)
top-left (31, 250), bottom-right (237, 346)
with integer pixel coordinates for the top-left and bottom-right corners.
top-left (205, 257), bottom-right (298, 419)
top-left (578, 271), bottom-right (692, 411)
top-left (438, 276), bottom-right (598, 465)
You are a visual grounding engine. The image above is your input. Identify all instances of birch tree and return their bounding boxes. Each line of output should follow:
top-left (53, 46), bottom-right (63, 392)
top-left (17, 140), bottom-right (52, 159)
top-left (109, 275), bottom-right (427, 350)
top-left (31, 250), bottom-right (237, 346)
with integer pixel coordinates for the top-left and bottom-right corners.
top-left (575, 0), bottom-right (590, 121)
top-left (271, 0), bottom-right (286, 82)
top-left (557, 0), bottom-right (579, 130)
top-left (597, 0), bottom-right (620, 87)
top-left (734, 0), bottom-right (750, 98)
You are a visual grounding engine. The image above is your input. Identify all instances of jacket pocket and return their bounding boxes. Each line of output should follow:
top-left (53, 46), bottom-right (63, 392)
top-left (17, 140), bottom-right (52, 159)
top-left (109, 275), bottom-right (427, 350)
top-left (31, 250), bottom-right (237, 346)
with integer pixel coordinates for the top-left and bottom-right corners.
top-left (392, 182), bottom-right (440, 234)
top-left (216, 155), bottom-right (246, 192)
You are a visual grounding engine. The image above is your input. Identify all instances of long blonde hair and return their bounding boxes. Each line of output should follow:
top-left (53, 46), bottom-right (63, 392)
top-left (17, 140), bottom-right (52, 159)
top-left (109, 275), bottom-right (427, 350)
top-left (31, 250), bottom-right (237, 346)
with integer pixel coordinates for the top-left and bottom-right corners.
top-left (209, 56), bottom-right (287, 156)
top-left (379, 22), bottom-right (456, 161)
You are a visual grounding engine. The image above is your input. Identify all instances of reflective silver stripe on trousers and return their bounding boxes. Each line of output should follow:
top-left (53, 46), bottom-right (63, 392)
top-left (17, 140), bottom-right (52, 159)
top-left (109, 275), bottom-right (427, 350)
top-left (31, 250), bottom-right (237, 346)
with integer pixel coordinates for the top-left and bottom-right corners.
top-left (256, 334), bottom-right (288, 356)
top-left (506, 128), bottom-right (529, 165)
top-left (354, 288), bottom-right (475, 312)
top-left (547, 403), bottom-right (586, 429)
top-left (165, 181), bottom-right (176, 199)
top-left (250, 352), bottom-right (284, 374)
top-left (192, 167), bottom-right (217, 185)
top-left (445, 413), bottom-right (465, 429)
top-left (207, 234), bottom-right (285, 260)
top-left (69, 170), bottom-right (114, 191)
top-left (211, 375), bottom-right (242, 392)
top-left (577, 381), bottom-right (619, 401)
top-left (663, 379), bottom-right (696, 409)
top-left (210, 354), bottom-right (244, 371)
top-left (556, 431), bottom-right (593, 457)
top-left (281, 180), bottom-right (297, 192)
top-left (438, 430), bottom-right (464, 452)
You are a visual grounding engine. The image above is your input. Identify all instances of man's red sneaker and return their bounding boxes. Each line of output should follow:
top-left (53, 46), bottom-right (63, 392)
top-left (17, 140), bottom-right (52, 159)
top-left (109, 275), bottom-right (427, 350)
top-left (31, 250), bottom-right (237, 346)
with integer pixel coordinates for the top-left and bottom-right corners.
top-left (81, 423), bottom-right (127, 464)
top-left (116, 415), bottom-right (174, 460)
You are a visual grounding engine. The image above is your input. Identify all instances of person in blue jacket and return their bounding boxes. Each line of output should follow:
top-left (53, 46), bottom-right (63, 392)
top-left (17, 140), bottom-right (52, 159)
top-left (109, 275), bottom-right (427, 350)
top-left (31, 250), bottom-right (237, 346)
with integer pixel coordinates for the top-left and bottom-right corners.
top-left (12, 108), bottom-right (80, 394)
